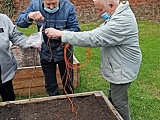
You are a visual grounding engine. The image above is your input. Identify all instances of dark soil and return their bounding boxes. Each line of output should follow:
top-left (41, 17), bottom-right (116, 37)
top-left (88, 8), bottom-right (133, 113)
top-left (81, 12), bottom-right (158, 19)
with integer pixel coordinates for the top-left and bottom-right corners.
top-left (0, 95), bottom-right (119, 120)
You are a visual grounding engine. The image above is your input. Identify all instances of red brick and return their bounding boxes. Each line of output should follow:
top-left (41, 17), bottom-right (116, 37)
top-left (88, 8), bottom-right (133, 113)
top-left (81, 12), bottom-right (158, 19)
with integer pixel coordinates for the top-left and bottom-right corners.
top-left (2, 0), bottom-right (159, 23)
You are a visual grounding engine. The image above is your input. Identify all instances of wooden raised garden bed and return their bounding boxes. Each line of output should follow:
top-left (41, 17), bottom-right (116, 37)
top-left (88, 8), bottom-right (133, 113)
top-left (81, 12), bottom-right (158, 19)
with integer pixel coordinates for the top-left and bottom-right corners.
top-left (0, 91), bottom-right (123, 120)
top-left (11, 47), bottom-right (80, 96)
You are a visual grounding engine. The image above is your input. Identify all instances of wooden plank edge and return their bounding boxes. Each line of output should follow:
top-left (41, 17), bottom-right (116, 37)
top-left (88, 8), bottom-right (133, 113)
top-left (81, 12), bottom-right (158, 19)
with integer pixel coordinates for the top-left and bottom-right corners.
top-left (17, 66), bottom-right (42, 70)
top-left (0, 91), bottom-right (101, 106)
top-left (99, 91), bottom-right (124, 120)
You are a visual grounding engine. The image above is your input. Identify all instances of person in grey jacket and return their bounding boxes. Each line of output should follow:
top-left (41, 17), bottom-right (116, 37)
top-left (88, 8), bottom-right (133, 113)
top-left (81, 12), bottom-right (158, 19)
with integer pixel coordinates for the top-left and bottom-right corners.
top-left (44, 0), bottom-right (142, 120)
top-left (0, 13), bottom-right (32, 102)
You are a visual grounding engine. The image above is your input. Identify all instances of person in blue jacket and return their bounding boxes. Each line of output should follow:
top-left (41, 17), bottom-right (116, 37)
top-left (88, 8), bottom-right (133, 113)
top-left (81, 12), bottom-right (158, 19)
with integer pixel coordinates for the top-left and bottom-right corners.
top-left (16, 0), bottom-right (80, 96)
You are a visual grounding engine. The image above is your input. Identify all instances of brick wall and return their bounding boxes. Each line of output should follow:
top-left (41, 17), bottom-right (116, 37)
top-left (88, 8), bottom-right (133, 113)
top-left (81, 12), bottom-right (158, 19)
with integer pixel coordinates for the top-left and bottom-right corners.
top-left (8, 0), bottom-right (160, 23)
top-left (13, 0), bottom-right (30, 12)
top-left (128, 0), bottom-right (160, 23)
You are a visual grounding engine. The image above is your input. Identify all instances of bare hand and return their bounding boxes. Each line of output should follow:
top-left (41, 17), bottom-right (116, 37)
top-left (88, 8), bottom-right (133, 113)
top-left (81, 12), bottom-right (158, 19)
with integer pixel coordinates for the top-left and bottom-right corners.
top-left (28, 11), bottom-right (44, 21)
top-left (45, 28), bottom-right (62, 39)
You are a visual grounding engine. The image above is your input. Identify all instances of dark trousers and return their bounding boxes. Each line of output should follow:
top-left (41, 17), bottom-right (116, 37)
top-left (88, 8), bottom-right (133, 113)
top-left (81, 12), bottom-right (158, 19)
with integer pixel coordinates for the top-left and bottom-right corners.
top-left (41, 58), bottom-right (74, 96)
top-left (108, 82), bottom-right (131, 120)
top-left (0, 80), bottom-right (15, 102)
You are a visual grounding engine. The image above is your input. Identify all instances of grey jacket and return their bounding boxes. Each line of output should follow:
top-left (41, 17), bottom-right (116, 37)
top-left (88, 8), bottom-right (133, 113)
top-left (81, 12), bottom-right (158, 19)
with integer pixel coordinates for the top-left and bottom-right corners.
top-left (0, 14), bottom-right (29, 84)
top-left (61, 1), bottom-right (142, 84)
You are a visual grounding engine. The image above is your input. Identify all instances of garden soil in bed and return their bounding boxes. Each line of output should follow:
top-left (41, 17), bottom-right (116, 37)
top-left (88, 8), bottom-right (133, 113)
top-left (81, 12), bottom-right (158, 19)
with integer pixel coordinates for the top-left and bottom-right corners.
top-left (0, 95), bottom-right (119, 120)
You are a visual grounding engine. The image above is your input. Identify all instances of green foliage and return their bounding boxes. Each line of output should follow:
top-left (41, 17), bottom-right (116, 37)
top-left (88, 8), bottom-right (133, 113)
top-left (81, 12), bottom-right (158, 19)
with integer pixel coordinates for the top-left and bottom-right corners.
top-left (0, 0), bottom-right (16, 18)
top-left (129, 21), bottom-right (160, 120)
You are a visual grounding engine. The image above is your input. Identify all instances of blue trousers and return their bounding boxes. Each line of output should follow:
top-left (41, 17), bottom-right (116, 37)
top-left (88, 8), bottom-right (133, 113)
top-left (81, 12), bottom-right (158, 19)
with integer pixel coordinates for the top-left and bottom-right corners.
top-left (41, 58), bottom-right (74, 96)
top-left (108, 82), bottom-right (131, 120)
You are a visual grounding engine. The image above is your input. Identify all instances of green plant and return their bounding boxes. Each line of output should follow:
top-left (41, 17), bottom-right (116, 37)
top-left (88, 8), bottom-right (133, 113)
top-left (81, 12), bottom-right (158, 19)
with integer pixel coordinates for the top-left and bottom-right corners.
top-left (0, 0), bottom-right (16, 18)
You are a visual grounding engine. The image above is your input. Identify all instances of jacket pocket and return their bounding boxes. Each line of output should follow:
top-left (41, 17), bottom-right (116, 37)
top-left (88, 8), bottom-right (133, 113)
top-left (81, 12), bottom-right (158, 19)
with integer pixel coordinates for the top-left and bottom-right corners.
top-left (55, 20), bottom-right (67, 30)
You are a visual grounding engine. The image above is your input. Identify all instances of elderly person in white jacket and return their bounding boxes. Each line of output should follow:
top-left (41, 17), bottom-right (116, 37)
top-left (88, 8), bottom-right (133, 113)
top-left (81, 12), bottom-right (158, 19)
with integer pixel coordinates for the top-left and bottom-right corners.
top-left (0, 13), bottom-right (35, 102)
top-left (44, 0), bottom-right (142, 120)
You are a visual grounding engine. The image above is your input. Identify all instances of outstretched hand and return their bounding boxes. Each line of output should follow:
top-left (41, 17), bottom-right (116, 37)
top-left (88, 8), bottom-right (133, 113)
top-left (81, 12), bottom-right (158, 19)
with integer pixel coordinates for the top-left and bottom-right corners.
top-left (45, 28), bottom-right (62, 39)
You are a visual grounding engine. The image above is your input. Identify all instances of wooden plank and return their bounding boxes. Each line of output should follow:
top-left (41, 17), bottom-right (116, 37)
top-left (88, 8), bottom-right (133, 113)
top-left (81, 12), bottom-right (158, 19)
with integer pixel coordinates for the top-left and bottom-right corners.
top-left (14, 86), bottom-right (46, 96)
top-left (1, 91), bottom-right (105, 105)
top-left (14, 66), bottom-right (43, 79)
top-left (13, 74), bottom-right (78, 88)
top-left (0, 91), bottom-right (100, 105)
top-left (13, 71), bottom-right (78, 89)
top-left (13, 77), bottom-right (45, 89)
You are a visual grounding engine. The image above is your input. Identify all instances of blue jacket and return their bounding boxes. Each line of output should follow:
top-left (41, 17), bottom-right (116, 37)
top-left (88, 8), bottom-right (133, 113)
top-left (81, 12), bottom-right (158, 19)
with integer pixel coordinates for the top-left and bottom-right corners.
top-left (16, 0), bottom-right (80, 62)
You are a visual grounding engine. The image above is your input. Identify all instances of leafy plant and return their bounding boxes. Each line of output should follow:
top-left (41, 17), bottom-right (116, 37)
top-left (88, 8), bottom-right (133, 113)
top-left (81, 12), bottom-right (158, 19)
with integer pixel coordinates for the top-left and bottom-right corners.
top-left (0, 0), bottom-right (16, 18)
